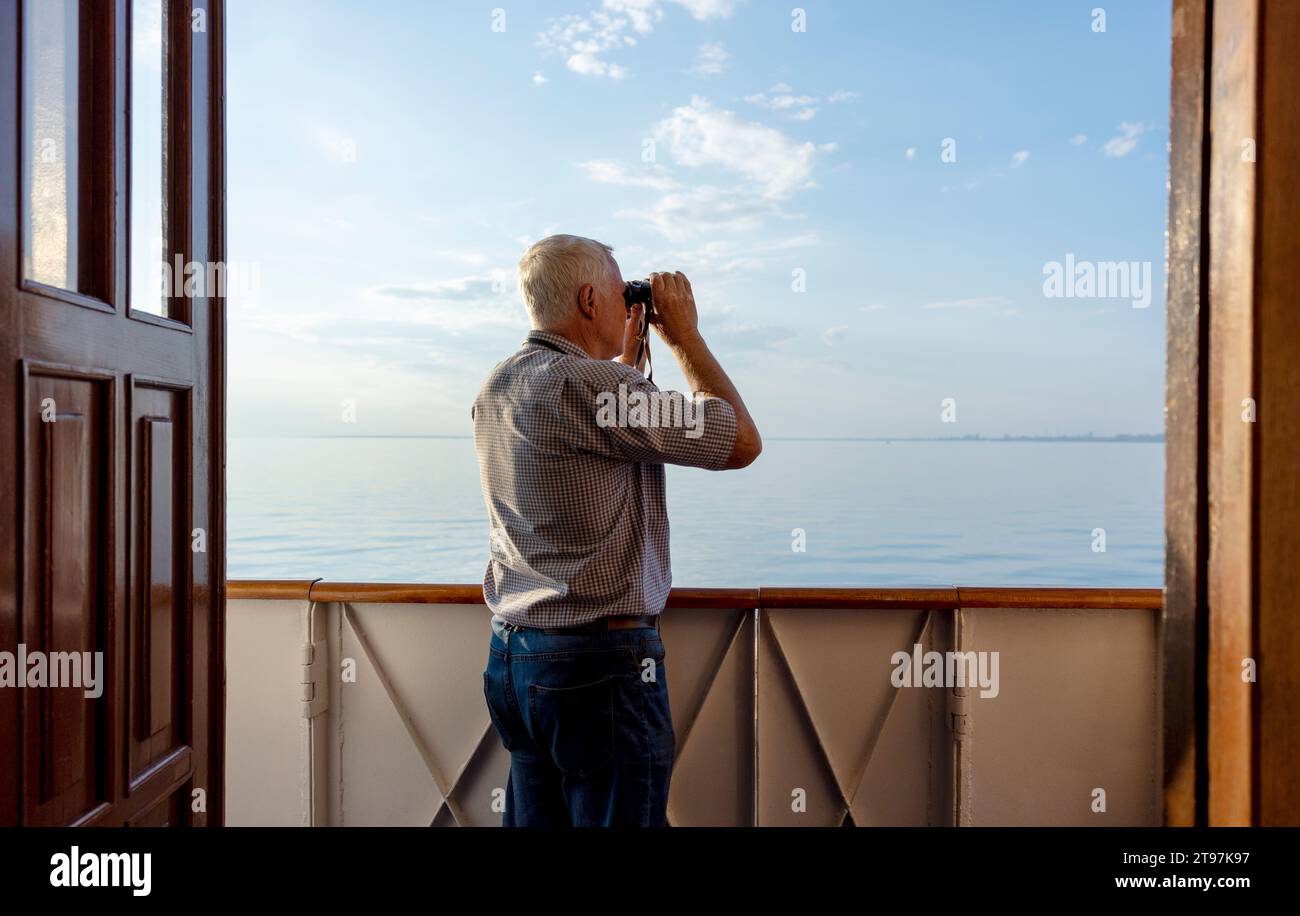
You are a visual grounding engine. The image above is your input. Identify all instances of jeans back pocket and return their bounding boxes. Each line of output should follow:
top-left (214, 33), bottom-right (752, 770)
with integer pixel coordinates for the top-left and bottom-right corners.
top-left (529, 675), bottom-right (615, 779)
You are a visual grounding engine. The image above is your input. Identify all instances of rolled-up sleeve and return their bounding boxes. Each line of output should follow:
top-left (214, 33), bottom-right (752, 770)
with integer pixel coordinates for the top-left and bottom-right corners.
top-left (558, 365), bottom-right (737, 470)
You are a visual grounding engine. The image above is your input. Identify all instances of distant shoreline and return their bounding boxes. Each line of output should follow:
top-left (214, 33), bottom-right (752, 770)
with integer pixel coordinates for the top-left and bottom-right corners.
top-left (231, 434), bottom-right (1165, 443)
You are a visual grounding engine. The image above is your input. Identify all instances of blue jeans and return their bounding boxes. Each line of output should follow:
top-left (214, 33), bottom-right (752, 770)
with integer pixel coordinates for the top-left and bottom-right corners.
top-left (482, 620), bottom-right (675, 826)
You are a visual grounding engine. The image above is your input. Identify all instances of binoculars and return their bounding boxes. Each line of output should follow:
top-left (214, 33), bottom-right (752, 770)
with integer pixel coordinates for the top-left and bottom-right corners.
top-left (624, 278), bottom-right (653, 311)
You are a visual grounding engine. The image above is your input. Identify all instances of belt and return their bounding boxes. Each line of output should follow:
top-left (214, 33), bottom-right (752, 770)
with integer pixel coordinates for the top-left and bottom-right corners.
top-left (504, 614), bottom-right (661, 635)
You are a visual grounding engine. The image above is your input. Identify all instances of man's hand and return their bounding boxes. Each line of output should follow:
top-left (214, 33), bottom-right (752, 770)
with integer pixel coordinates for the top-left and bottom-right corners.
top-left (644, 269), bottom-right (762, 470)
top-left (615, 302), bottom-right (648, 373)
top-left (648, 271), bottom-right (701, 348)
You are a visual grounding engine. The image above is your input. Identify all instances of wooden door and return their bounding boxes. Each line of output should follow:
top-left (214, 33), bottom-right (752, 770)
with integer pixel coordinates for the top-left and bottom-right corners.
top-left (1165, 0), bottom-right (1300, 826)
top-left (0, 0), bottom-right (225, 826)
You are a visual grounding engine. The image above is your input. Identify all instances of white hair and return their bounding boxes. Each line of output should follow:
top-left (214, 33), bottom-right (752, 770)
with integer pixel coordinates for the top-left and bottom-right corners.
top-left (517, 234), bottom-right (616, 327)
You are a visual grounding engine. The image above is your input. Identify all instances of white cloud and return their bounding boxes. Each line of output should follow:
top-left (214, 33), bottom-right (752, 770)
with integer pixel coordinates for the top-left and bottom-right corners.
top-left (567, 52), bottom-right (627, 78)
top-left (248, 277), bottom-right (530, 339)
top-left (655, 96), bottom-right (829, 199)
top-left (1010, 150), bottom-right (1030, 167)
top-left (1070, 133), bottom-right (1087, 145)
top-left (580, 159), bottom-right (680, 190)
top-left (314, 126), bottom-right (359, 163)
top-left (1103, 122), bottom-right (1145, 158)
top-left (822, 325), bottom-right (849, 346)
top-left (689, 41), bottom-right (729, 75)
top-left (745, 84), bottom-right (819, 120)
top-left (532, 71), bottom-right (548, 84)
top-left (583, 95), bottom-right (827, 243)
top-left (540, 7), bottom-right (645, 79)
top-left (617, 185), bottom-right (781, 241)
top-left (860, 303), bottom-right (886, 311)
top-left (621, 232), bottom-right (821, 275)
top-left (746, 86), bottom-right (817, 110)
top-left (637, 233), bottom-right (820, 273)
top-left (606, 0), bottom-right (663, 32)
top-left (671, 0), bottom-right (743, 20)
top-left (745, 85), bottom-right (854, 121)
top-left (540, 0), bottom-right (741, 79)
top-left (905, 147), bottom-right (916, 160)
top-left (655, 239), bottom-right (765, 274)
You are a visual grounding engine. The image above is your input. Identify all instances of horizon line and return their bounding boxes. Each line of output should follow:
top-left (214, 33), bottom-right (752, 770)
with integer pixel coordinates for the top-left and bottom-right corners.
top-left (229, 433), bottom-right (1166, 442)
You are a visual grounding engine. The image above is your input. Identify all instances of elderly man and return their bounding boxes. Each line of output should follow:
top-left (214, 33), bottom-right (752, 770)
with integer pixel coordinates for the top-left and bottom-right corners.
top-left (473, 234), bottom-right (761, 827)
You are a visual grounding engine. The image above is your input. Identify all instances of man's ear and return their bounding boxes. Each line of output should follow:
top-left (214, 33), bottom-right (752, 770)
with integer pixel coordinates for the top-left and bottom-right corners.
top-left (576, 283), bottom-right (596, 320)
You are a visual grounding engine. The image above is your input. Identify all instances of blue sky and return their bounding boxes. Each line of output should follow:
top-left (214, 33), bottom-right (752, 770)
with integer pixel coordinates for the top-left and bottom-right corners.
top-left (227, 0), bottom-right (1171, 439)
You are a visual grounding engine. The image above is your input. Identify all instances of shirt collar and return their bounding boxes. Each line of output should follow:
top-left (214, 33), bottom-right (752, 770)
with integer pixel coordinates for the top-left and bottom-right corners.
top-left (525, 329), bottom-right (591, 359)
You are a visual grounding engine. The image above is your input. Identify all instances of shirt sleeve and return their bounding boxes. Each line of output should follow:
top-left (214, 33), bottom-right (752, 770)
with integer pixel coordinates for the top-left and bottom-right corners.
top-left (558, 365), bottom-right (738, 470)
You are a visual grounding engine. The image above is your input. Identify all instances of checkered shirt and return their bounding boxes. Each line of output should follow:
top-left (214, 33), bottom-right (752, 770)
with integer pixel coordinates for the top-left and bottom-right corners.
top-left (472, 329), bottom-right (738, 627)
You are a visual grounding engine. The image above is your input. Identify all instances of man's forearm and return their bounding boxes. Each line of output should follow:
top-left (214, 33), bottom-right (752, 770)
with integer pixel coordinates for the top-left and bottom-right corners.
top-left (667, 331), bottom-right (762, 468)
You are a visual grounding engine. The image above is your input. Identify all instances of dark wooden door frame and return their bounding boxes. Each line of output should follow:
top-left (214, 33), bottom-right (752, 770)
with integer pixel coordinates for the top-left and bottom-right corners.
top-left (1164, 0), bottom-right (1300, 827)
top-left (1162, 0), bottom-right (1211, 830)
top-left (186, 0), bottom-right (228, 829)
top-left (0, 0), bottom-right (226, 826)
top-left (205, 0), bottom-right (228, 829)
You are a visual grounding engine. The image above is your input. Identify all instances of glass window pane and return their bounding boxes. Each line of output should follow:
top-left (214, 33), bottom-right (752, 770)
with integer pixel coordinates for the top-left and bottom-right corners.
top-left (130, 0), bottom-right (168, 316)
top-left (22, 0), bottom-right (82, 291)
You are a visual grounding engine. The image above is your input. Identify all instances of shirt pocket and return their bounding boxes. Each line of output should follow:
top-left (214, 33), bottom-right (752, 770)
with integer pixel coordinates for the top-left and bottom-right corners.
top-left (529, 675), bottom-right (615, 779)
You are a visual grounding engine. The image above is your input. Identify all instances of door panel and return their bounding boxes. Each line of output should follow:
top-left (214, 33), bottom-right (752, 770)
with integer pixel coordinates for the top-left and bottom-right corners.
top-left (128, 377), bottom-right (190, 785)
top-left (0, 0), bottom-right (225, 827)
top-left (20, 364), bottom-right (113, 827)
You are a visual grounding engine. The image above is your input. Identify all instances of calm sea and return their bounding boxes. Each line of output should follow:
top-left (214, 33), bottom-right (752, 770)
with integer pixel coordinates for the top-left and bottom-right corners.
top-left (228, 437), bottom-right (1163, 588)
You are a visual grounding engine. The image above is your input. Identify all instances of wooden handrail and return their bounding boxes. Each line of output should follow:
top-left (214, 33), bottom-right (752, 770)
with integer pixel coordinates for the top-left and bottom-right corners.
top-left (760, 587), bottom-right (960, 609)
top-left (226, 579), bottom-right (320, 600)
top-left (308, 582), bottom-right (483, 604)
top-left (956, 587), bottom-right (1161, 610)
top-left (226, 580), bottom-right (1161, 610)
